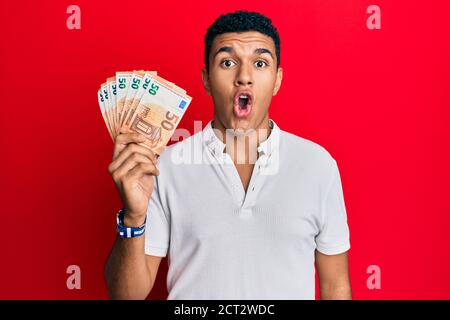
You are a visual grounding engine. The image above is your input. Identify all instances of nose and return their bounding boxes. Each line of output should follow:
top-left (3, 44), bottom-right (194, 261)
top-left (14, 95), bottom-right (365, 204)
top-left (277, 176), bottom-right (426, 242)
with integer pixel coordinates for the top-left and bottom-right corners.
top-left (234, 64), bottom-right (253, 87)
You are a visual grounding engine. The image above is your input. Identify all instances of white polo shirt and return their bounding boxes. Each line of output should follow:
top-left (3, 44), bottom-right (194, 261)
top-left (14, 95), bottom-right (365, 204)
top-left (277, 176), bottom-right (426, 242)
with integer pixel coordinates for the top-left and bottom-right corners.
top-left (144, 119), bottom-right (350, 300)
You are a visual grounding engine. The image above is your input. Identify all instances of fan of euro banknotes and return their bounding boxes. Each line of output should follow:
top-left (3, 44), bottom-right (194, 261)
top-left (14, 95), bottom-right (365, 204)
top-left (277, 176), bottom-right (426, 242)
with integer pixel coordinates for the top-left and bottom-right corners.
top-left (97, 70), bottom-right (192, 155)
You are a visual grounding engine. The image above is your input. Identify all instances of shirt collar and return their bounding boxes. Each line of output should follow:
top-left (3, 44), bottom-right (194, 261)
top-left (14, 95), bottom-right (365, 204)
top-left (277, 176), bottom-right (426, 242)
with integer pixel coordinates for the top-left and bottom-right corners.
top-left (203, 119), bottom-right (281, 158)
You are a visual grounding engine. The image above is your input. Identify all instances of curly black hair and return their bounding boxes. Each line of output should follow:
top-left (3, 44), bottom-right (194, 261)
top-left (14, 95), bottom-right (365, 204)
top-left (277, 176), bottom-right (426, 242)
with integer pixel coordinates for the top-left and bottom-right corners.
top-left (204, 11), bottom-right (280, 71)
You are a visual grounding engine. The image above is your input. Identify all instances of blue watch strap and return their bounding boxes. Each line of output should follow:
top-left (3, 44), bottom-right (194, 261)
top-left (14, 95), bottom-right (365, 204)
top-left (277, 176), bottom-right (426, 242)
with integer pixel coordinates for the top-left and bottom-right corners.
top-left (116, 208), bottom-right (146, 238)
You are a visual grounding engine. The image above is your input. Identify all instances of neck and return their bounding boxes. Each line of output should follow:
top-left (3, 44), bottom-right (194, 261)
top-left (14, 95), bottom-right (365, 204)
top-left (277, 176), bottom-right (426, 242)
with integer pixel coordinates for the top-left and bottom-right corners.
top-left (212, 116), bottom-right (272, 165)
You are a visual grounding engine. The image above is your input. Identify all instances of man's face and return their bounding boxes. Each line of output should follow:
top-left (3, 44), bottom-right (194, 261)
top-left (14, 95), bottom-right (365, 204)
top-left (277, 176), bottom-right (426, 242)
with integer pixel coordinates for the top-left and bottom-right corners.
top-left (202, 31), bottom-right (283, 133)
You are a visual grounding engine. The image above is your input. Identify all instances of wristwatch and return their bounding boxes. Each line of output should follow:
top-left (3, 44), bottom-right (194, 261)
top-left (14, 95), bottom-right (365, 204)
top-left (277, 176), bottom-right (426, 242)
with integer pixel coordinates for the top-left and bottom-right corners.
top-left (116, 208), bottom-right (147, 238)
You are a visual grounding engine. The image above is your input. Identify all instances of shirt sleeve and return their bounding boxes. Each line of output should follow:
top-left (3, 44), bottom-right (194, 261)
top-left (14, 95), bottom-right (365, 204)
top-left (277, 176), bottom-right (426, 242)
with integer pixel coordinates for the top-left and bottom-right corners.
top-left (144, 175), bottom-right (170, 257)
top-left (315, 160), bottom-right (351, 255)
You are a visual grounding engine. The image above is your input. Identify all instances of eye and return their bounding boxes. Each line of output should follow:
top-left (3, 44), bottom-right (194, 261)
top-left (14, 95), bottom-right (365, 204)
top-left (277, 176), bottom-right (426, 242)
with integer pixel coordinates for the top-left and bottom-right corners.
top-left (220, 59), bottom-right (236, 68)
top-left (255, 60), bottom-right (268, 68)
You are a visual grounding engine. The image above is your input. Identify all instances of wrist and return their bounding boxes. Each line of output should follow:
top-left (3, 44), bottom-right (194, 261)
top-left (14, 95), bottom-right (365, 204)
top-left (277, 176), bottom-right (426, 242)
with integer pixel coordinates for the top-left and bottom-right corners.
top-left (116, 208), bottom-right (147, 238)
top-left (123, 211), bottom-right (146, 227)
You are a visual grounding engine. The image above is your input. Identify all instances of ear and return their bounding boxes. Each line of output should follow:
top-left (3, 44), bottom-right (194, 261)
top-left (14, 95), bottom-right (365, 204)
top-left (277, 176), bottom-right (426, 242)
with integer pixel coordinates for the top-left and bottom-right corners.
top-left (273, 67), bottom-right (283, 96)
top-left (202, 67), bottom-right (211, 96)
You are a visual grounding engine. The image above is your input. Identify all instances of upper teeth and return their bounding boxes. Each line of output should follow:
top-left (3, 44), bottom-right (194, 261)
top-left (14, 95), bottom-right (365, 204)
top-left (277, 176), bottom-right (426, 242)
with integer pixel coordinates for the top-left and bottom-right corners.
top-left (239, 95), bottom-right (248, 99)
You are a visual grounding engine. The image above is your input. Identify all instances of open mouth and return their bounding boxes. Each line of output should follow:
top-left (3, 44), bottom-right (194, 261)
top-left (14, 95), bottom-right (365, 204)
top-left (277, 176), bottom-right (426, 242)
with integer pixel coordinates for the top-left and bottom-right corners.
top-left (238, 95), bottom-right (250, 109)
top-left (234, 92), bottom-right (253, 117)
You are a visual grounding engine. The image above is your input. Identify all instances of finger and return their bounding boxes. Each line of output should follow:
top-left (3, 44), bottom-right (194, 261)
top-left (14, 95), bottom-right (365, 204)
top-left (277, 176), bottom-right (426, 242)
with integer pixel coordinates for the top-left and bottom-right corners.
top-left (111, 152), bottom-right (154, 181)
top-left (125, 143), bottom-right (157, 165)
top-left (126, 162), bottom-right (160, 181)
top-left (111, 154), bottom-right (153, 182)
top-left (113, 132), bottom-right (147, 159)
top-left (109, 143), bottom-right (157, 173)
top-left (136, 142), bottom-right (160, 163)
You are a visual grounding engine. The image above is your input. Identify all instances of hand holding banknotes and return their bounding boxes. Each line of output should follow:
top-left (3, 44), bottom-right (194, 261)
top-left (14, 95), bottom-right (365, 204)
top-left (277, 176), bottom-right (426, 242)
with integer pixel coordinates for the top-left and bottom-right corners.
top-left (99, 70), bottom-right (192, 226)
top-left (108, 131), bottom-right (159, 226)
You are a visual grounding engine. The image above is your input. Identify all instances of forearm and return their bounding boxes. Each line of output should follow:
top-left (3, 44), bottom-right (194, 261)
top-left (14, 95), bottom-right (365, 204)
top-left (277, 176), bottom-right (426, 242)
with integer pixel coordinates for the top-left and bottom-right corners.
top-left (319, 282), bottom-right (352, 300)
top-left (104, 235), bottom-right (152, 300)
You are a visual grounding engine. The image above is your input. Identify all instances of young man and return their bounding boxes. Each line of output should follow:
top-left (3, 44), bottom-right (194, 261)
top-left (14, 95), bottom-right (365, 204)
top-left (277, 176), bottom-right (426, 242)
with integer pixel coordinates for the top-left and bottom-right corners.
top-left (105, 11), bottom-right (351, 300)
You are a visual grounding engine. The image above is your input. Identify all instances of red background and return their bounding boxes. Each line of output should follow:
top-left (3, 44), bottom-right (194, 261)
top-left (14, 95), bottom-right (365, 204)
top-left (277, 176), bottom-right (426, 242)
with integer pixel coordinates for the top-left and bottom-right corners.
top-left (0, 0), bottom-right (449, 299)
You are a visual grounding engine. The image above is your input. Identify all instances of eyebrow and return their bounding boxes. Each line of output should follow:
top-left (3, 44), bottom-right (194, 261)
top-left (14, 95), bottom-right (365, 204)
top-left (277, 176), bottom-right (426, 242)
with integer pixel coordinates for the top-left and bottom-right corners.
top-left (213, 46), bottom-right (274, 60)
top-left (254, 48), bottom-right (274, 59)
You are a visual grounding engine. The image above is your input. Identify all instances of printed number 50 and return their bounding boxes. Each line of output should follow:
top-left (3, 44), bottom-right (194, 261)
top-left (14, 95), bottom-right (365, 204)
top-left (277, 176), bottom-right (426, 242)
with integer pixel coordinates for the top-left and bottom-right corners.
top-left (161, 112), bottom-right (179, 131)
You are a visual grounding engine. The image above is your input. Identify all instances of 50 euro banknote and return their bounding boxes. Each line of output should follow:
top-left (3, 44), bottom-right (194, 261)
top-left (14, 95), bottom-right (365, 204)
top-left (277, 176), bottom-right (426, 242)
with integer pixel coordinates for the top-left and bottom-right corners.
top-left (97, 71), bottom-right (192, 155)
top-left (123, 74), bottom-right (191, 155)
